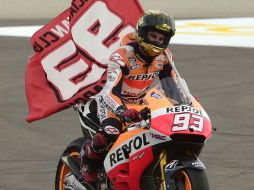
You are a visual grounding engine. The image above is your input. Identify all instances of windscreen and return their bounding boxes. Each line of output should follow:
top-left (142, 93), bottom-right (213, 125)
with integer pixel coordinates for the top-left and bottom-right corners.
top-left (160, 77), bottom-right (192, 105)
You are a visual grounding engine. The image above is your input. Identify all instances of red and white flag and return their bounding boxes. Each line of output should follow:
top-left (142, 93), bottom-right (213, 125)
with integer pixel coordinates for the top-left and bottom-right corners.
top-left (25, 0), bottom-right (143, 122)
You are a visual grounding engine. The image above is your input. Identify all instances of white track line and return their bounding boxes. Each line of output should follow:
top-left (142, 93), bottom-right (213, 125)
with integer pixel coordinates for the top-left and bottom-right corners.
top-left (1, 18), bottom-right (254, 48)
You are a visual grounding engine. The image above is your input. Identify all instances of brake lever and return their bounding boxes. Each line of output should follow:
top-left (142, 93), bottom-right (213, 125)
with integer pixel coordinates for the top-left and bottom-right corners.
top-left (140, 107), bottom-right (151, 121)
top-left (126, 119), bottom-right (150, 130)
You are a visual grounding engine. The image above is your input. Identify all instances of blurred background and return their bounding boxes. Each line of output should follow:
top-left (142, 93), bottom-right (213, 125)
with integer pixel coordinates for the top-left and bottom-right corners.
top-left (1, 0), bottom-right (253, 19)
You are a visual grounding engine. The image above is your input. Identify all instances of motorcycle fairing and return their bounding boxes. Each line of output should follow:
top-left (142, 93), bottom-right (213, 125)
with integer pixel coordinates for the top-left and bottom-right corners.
top-left (145, 88), bottom-right (212, 140)
top-left (104, 128), bottom-right (171, 173)
top-left (106, 147), bottom-right (154, 190)
top-left (103, 78), bottom-right (213, 190)
top-left (104, 128), bottom-right (172, 190)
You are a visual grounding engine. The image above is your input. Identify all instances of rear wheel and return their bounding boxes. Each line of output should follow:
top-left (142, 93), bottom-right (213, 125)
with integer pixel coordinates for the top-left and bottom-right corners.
top-left (172, 168), bottom-right (209, 190)
top-left (55, 138), bottom-right (83, 190)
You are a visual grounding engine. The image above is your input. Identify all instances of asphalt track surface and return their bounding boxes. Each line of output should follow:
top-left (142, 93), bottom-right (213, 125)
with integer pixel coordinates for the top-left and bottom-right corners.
top-left (0, 18), bottom-right (254, 190)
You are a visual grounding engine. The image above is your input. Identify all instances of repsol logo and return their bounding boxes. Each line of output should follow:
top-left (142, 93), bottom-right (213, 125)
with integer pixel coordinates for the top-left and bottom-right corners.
top-left (128, 71), bottom-right (160, 80)
top-left (166, 105), bottom-right (203, 116)
top-left (109, 133), bottom-right (150, 167)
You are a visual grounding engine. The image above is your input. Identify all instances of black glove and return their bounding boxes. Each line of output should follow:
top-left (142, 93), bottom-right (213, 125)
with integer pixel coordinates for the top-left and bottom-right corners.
top-left (115, 105), bottom-right (142, 123)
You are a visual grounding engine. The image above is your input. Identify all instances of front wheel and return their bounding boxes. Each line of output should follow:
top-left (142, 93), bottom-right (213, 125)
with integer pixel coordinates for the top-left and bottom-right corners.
top-left (171, 168), bottom-right (209, 190)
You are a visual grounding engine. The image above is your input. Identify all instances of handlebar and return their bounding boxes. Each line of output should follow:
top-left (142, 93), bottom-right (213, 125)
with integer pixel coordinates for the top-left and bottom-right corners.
top-left (139, 107), bottom-right (151, 121)
top-left (125, 107), bottom-right (151, 130)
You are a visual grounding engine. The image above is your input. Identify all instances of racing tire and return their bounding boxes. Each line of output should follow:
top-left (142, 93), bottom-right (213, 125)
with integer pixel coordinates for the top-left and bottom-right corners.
top-left (172, 168), bottom-right (209, 190)
top-left (55, 138), bottom-right (84, 190)
top-left (140, 168), bottom-right (209, 190)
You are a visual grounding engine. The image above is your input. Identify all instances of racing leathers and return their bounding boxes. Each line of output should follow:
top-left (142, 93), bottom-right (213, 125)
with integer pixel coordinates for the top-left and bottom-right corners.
top-left (80, 33), bottom-right (175, 185)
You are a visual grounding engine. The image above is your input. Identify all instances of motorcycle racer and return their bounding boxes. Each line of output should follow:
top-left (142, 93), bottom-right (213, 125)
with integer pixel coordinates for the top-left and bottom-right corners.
top-left (80, 10), bottom-right (176, 186)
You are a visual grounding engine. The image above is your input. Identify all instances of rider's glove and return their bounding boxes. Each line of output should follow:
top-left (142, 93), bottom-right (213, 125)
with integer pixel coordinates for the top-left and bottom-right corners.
top-left (115, 105), bottom-right (142, 123)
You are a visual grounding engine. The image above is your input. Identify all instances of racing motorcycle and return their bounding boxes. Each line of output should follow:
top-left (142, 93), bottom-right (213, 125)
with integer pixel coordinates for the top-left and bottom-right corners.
top-left (55, 76), bottom-right (212, 190)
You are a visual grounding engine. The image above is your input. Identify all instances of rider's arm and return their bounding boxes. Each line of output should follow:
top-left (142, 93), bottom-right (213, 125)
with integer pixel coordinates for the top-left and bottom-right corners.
top-left (159, 49), bottom-right (176, 79)
top-left (101, 51), bottom-right (129, 113)
top-left (159, 62), bottom-right (175, 79)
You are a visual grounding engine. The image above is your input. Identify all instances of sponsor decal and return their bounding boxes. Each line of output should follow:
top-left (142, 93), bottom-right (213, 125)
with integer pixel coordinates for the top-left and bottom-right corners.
top-left (110, 53), bottom-right (125, 66)
top-left (192, 160), bottom-right (205, 169)
top-left (105, 126), bottom-right (120, 135)
top-left (122, 90), bottom-right (142, 97)
top-left (167, 105), bottom-right (203, 116)
top-left (155, 54), bottom-right (166, 62)
top-left (165, 160), bottom-right (178, 171)
top-left (156, 63), bottom-right (163, 69)
top-left (108, 75), bottom-right (116, 82)
top-left (130, 64), bottom-right (139, 70)
top-left (107, 66), bottom-right (118, 74)
top-left (150, 91), bottom-right (163, 99)
top-left (128, 57), bottom-right (136, 64)
top-left (128, 57), bottom-right (139, 70)
top-left (128, 71), bottom-right (160, 80)
top-left (133, 151), bottom-right (146, 161)
top-left (150, 133), bottom-right (166, 140)
top-left (104, 95), bottom-right (118, 110)
top-left (98, 96), bottom-right (107, 121)
top-left (104, 102), bottom-right (114, 113)
top-left (107, 63), bottom-right (120, 82)
top-left (109, 133), bottom-right (150, 167)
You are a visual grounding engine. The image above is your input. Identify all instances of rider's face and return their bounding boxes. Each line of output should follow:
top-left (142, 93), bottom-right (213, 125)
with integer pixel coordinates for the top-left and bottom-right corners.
top-left (147, 31), bottom-right (166, 45)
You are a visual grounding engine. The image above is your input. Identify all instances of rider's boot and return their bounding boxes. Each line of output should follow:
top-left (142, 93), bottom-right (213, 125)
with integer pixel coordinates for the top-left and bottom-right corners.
top-left (80, 132), bottom-right (107, 186)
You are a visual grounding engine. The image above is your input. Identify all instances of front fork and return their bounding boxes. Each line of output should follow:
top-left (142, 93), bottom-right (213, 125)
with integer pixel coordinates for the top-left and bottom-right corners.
top-left (159, 150), bottom-right (167, 190)
top-left (158, 149), bottom-right (206, 190)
